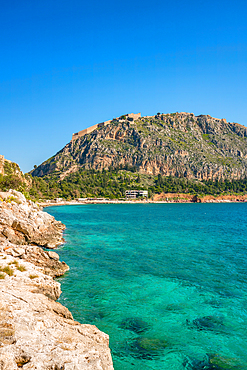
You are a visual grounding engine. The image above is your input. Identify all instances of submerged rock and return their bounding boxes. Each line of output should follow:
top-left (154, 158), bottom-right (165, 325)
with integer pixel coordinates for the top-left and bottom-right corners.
top-left (183, 354), bottom-right (243, 370)
top-left (128, 336), bottom-right (169, 360)
top-left (183, 356), bottom-right (220, 370)
top-left (119, 317), bottom-right (150, 334)
top-left (209, 354), bottom-right (245, 369)
top-left (187, 315), bottom-right (226, 333)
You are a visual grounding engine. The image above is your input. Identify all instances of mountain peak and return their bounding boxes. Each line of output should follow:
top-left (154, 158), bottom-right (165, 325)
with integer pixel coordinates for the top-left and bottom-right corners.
top-left (31, 112), bottom-right (247, 181)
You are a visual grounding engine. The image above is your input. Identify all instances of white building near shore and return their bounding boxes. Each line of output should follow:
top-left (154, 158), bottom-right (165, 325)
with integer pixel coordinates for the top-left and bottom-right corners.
top-left (125, 190), bottom-right (148, 199)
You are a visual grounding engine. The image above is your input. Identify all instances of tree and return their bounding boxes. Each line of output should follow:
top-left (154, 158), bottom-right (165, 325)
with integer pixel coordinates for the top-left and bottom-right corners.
top-left (157, 174), bottom-right (163, 187)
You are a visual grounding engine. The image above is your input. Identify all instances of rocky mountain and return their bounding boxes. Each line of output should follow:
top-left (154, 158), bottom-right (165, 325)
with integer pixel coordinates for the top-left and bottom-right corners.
top-left (31, 112), bottom-right (247, 181)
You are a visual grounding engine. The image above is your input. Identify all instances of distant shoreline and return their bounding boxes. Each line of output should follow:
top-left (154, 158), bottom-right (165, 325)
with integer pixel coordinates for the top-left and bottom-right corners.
top-left (39, 197), bottom-right (247, 207)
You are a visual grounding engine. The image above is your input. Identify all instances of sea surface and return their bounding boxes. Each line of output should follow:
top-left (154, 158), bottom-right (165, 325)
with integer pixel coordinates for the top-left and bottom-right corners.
top-left (46, 203), bottom-right (247, 370)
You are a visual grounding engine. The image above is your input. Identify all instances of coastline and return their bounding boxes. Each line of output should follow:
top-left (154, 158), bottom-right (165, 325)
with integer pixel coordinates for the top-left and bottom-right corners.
top-left (39, 194), bottom-right (247, 208)
top-left (1, 190), bottom-right (246, 368)
top-left (0, 190), bottom-right (114, 369)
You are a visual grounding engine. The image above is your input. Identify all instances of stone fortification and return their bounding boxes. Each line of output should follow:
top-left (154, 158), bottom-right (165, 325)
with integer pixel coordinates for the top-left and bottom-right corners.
top-left (72, 123), bottom-right (100, 141)
top-left (72, 113), bottom-right (141, 141)
top-left (0, 190), bottom-right (114, 369)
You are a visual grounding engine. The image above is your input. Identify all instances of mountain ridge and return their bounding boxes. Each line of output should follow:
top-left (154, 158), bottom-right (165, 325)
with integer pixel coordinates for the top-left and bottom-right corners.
top-left (31, 112), bottom-right (247, 181)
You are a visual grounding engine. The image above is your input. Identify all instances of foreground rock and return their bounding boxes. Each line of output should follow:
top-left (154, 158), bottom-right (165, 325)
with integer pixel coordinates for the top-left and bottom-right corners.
top-left (0, 190), bottom-right (65, 249)
top-left (0, 191), bottom-right (114, 369)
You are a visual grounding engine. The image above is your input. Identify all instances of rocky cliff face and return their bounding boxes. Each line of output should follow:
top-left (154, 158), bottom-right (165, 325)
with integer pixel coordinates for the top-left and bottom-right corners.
top-left (0, 191), bottom-right (114, 369)
top-left (0, 190), bottom-right (65, 249)
top-left (31, 112), bottom-right (247, 181)
top-left (0, 156), bottom-right (23, 177)
top-left (0, 156), bottom-right (4, 175)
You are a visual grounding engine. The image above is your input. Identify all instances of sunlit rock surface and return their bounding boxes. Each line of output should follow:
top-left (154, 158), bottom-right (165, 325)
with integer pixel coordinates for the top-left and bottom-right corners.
top-left (0, 191), bottom-right (114, 370)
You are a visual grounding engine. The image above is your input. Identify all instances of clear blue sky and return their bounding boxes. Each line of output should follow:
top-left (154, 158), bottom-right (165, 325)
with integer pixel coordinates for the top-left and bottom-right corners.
top-left (1, 0), bottom-right (247, 173)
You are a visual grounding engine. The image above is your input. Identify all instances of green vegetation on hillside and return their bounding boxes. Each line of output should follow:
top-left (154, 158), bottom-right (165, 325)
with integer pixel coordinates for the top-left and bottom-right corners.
top-left (0, 160), bottom-right (32, 198)
top-left (0, 173), bottom-right (24, 191)
top-left (151, 174), bottom-right (247, 196)
top-left (1, 167), bottom-right (247, 200)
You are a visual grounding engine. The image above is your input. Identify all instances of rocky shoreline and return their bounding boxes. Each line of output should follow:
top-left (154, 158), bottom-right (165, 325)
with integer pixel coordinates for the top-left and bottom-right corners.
top-left (0, 190), bottom-right (114, 369)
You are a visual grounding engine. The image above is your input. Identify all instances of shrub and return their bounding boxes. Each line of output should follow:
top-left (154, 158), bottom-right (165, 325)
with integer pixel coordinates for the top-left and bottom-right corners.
top-left (1, 266), bottom-right (14, 276)
top-left (8, 261), bottom-right (19, 266)
top-left (17, 265), bottom-right (26, 272)
top-left (0, 273), bottom-right (5, 279)
top-left (5, 196), bottom-right (21, 204)
top-left (29, 274), bottom-right (39, 279)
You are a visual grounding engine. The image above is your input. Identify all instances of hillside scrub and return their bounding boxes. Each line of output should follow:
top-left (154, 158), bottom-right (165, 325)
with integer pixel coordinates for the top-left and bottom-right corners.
top-left (28, 169), bottom-right (247, 200)
top-left (2, 166), bottom-right (247, 201)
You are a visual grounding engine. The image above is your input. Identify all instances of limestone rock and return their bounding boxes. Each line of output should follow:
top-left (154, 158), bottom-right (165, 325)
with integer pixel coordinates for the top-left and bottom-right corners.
top-left (0, 190), bottom-right (114, 369)
top-left (0, 191), bottom-right (65, 247)
top-left (4, 244), bottom-right (69, 277)
top-left (47, 251), bottom-right (59, 260)
top-left (0, 258), bottom-right (114, 369)
top-left (2, 227), bottom-right (20, 244)
top-left (11, 247), bottom-right (25, 257)
top-left (9, 189), bottom-right (26, 203)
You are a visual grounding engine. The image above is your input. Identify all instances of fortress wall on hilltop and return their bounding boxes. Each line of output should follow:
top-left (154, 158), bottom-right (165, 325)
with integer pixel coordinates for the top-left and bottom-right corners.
top-left (71, 111), bottom-right (245, 143)
top-left (72, 124), bottom-right (99, 141)
top-left (71, 113), bottom-right (141, 141)
top-left (71, 121), bottom-right (112, 141)
top-left (126, 113), bottom-right (141, 120)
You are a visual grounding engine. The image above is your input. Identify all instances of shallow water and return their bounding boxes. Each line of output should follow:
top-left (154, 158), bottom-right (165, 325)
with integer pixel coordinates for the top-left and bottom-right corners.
top-left (47, 203), bottom-right (247, 370)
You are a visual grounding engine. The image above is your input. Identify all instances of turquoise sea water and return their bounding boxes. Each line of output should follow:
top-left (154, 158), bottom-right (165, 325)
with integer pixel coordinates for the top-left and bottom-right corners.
top-left (47, 204), bottom-right (247, 370)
